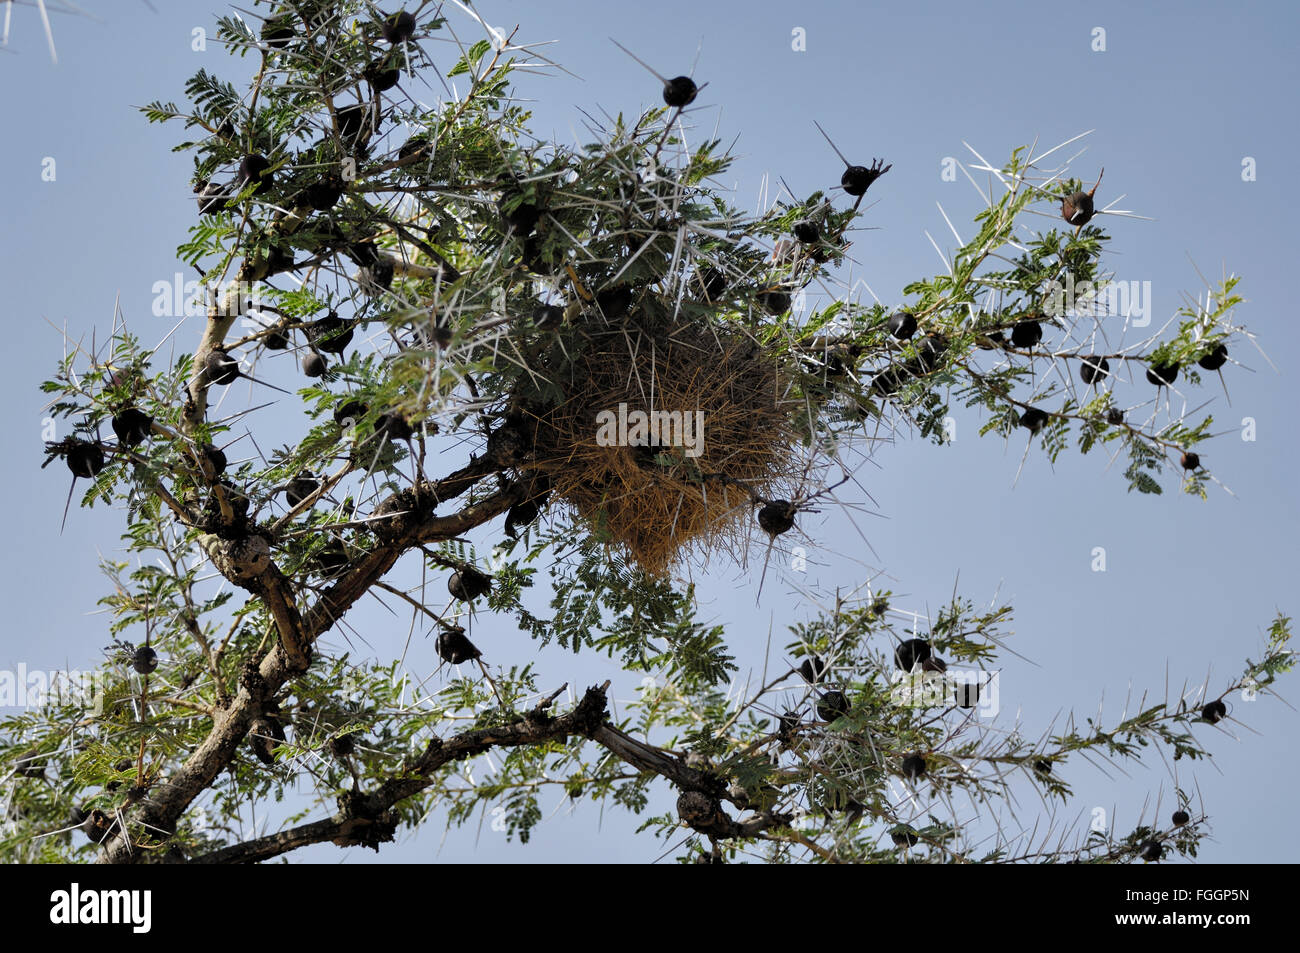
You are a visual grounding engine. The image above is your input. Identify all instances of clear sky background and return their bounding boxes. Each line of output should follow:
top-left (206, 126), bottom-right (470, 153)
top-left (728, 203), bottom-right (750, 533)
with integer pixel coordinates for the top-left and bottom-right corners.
top-left (1, 0), bottom-right (1297, 863)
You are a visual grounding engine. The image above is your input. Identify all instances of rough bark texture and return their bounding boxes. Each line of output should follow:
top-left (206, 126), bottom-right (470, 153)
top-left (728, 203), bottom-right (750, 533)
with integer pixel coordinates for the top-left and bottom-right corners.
top-left (94, 284), bottom-right (528, 862)
top-left (95, 485), bottom-right (524, 863)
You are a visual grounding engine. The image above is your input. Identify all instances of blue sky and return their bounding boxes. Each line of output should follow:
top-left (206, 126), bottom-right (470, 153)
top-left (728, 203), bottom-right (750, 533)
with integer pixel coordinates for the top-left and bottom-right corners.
top-left (2, 0), bottom-right (1297, 863)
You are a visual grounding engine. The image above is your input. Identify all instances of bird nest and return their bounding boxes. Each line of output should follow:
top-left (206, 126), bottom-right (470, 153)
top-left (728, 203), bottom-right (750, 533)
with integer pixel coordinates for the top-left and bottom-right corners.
top-left (517, 304), bottom-right (803, 574)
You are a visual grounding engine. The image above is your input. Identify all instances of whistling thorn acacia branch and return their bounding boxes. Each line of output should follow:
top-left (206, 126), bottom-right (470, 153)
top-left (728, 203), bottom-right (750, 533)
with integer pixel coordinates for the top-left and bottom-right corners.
top-left (15, 0), bottom-right (1283, 869)
top-left (191, 682), bottom-right (611, 863)
top-left (94, 478), bottom-right (521, 863)
top-left (187, 683), bottom-right (797, 863)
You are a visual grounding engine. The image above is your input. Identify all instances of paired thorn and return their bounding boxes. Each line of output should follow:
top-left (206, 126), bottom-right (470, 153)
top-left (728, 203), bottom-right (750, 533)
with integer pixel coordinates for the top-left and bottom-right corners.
top-left (610, 38), bottom-right (704, 109)
top-left (813, 120), bottom-right (851, 167)
top-left (813, 121), bottom-right (891, 201)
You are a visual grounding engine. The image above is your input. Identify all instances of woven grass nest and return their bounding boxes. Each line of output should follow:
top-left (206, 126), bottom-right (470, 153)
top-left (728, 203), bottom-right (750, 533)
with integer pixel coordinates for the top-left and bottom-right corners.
top-left (515, 300), bottom-right (803, 574)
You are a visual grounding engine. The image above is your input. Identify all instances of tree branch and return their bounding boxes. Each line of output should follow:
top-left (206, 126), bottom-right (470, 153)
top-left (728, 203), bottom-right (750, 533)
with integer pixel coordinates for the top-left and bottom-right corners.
top-left (189, 682), bottom-right (611, 864)
top-left (184, 683), bottom-right (796, 863)
top-left (94, 482), bottom-right (525, 863)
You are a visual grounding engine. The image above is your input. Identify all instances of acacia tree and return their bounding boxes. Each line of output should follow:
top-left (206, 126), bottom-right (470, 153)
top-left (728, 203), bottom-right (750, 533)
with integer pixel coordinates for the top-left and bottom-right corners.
top-left (4, 0), bottom-right (1292, 864)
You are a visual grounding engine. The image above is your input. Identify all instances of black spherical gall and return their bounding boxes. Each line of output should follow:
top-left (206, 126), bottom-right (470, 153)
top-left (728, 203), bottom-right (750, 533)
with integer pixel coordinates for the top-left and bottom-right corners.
top-left (1201, 699), bottom-right (1227, 724)
top-left (302, 351), bottom-right (327, 377)
top-left (1198, 342), bottom-right (1228, 370)
top-left (205, 349), bottom-right (241, 386)
top-left (302, 178), bottom-right (345, 212)
top-left (195, 179), bottom-right (227, 216)
top-left (447, 565), bottom-right (492, 602)
top-left (662, 75), bottom-right (698, 108)
top-left (437, 627), bottom-right (481, 665)
top-left (1146, 361), bottom-right (1179, 387)
top-left (498, 192), bottom-right (542, 236)
top-left (792, 220), bottom-right (820, 244)
top-left (198, 443), bottom-right (227, 477)
top-left (200, 480), bottom-right (250, 532)
top-left (820, 790), bottom-right (864, 817)
top-left (1106, 407), bottom-right (1125, 426)
top-left (532, 303), bottom-right (564, 330)
top-left (263, 327), bottom-right (289, 350)
top-left (317, 539), bottom-right (349, 577)
top-left (1061, 189), bottom-right (1095, 227)
top-left (888, 311), bottom-right (917, 340)
top-left (328, 733), bottom-right (357, 759)
top-left (915, 657), bottom-right (947, 679)
top-left (798, 655), bottom-right (828, 684)
top-left (285, 474), bottom-right (320, 507)
top-left (1020, 407), bottom-right (1050, 432)
top-left (1010, 319), bottom-right (1042, 349)
top-left (265, 242), bottom-right (295, 275)
top-left (334, 399), bottom-right (367, 427)
top-left (522, 234), bottom-right (559, 275)
top-left (1172, 809), bottom-right (1190, 826)
top-left (81, 808), bottom-right (113, 844)
top-left (913, 334), bottom-right (948, 373)
top-left (238, 154), bottom-right (272, 195)
top-left (757, 500), bottom-right (795, 536)
top-left (1033, 759), bottom-right (1052, 777)
top-left (840, 159), bottom-right (891, 198)
top-left (1079, 355), bottom-right (1110, 384)
top-left (1139, 839), bottom-right (1163, 862)
top-left (260, 16), bottom-right (294, 49)
top-left (132, 646), bottom-right (158, 675)
top-left (398, 133), bottom-right (430, 162)
top-left (697, 266), bottom-right (727, 302)
top-left (894, 639), bottom-right (932, 672)
top-left (485, 415), bottom-right (531, 467)
top-left (380, 10), bottom-right (416, 43)
top-left (841, 166), bottom-right (869, 196)
top-left (871, 367), bottom-right (906, 396)
top-left (66, 440), bottom-right (106, 479)
top-left (249, 714), bottom-right (285, 766)
top-left (336, 103), bottom-right (375, 143)
top-left (632, 442), bottom-right (660, 469)
top-left (308, 311), bottom-right (354, 354)
top-left (111, 408), bottom-right (152, 448)
top-left (816, 690), bottom-right (850, 724)
top-left (374, 411), bottom-right (413, 442)
top-left (901, 753), bottom-right (927, 781)
top-left (758, 288), bottom-right (791, 315)
top-left (360, 259), bottom-right (395, 291)
top-left (953, 678), bottom-right (981, 708)
top-left (890, 825), bottom-right (920, 848)
top-left (504, 493), bottom-right (548, 538)
top-left (365, 60), bottom-right (401, 92)
top-left (595, 284), bottom-right (633, 318)
top-left (1180, 451), bottom-right (1200, 471)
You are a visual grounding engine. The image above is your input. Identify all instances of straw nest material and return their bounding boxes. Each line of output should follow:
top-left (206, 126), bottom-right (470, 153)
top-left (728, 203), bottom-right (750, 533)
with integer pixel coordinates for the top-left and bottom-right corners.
top-left (515, 300), bottom-right (802, 574)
